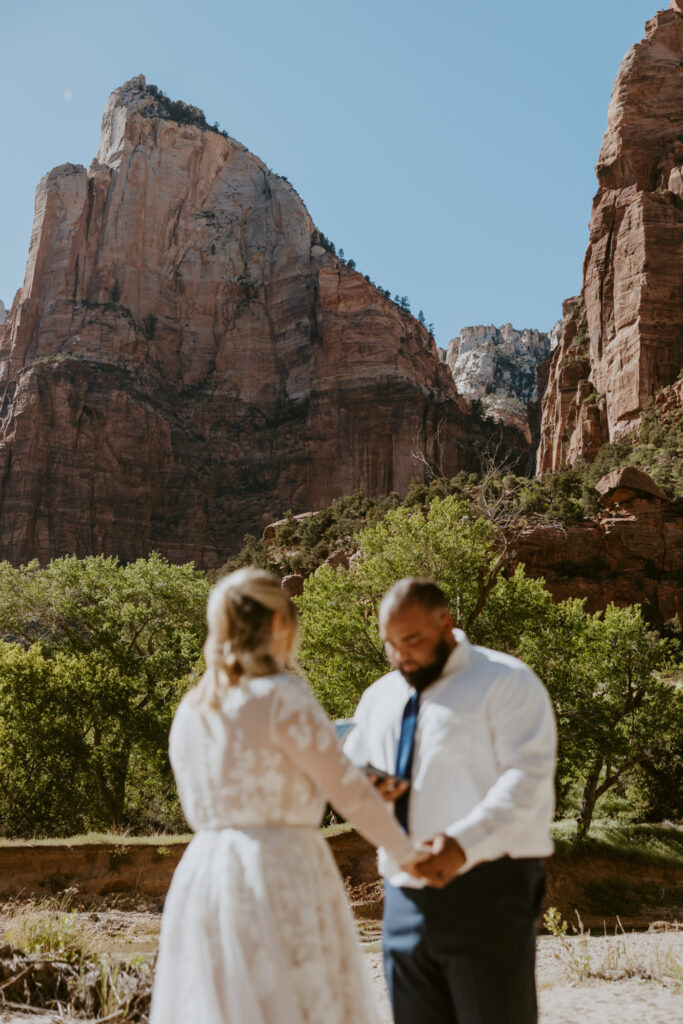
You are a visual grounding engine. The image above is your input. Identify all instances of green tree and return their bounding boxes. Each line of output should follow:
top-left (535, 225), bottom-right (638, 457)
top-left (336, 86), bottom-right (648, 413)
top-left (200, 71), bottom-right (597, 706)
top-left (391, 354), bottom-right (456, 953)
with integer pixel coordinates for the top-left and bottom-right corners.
top-left (295, 497), bottom-right (681, 836)
top-left (0, 554), bottom-right (208, 834)
top-left (296, 496), bottom-right (553, 716)
top-left (0, 553), bottom-right (208, 677)
top-left (0, 644), bottom-right (93, 835)
top-left (627, 705), bottom-right (683, 823)
top-left (519, 602), bottom-right (680, 832)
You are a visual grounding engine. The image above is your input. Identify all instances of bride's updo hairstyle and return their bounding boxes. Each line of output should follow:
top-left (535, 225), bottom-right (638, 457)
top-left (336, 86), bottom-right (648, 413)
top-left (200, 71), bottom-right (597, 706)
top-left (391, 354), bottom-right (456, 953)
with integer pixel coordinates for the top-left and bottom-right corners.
top-left (194, 568), bottom-right (299, 708)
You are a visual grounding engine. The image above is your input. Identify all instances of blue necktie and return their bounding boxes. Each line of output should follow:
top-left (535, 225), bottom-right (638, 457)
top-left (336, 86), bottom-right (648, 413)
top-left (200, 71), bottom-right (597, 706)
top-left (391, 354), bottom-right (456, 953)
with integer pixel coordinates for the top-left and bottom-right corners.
top-left (394, 690), bottom-right (420, 831)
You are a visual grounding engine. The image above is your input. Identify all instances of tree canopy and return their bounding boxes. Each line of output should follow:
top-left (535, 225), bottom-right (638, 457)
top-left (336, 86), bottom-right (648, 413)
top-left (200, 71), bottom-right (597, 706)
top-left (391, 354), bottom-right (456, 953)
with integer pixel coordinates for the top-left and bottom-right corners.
top-left (296, 496), bottom-right (681, 832)
top-left (0, 554), bottom-right (208, 835)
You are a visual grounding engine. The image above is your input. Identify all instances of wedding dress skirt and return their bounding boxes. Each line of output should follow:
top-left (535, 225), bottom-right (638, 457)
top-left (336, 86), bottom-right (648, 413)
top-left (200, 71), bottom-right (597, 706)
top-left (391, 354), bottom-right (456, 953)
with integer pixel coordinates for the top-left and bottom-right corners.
top-left (151, 825), bottom-right (378, 1024)
top-left (149, 673), bottom-right (414, 1024)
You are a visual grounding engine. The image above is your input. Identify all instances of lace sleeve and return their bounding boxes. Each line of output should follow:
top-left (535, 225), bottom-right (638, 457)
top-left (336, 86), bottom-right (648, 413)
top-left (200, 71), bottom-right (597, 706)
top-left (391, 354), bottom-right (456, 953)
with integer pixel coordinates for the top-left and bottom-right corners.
top-left (270, 677), bottom-right (415, 865)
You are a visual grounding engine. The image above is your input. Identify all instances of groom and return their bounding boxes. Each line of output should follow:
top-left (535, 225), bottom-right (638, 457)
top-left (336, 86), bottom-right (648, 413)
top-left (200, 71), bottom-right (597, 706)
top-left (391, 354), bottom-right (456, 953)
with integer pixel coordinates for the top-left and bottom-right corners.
top-left (344, 577), bottom-right (556, 1024)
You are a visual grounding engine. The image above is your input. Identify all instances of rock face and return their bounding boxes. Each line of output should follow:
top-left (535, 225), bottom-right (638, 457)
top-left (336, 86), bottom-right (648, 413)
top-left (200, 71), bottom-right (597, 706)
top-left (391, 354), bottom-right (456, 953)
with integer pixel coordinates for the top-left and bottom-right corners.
top-left (0, 76), bottom-right (526, 568)
top-left (594, 466), bottom-right (667, 505)
top-left (538, 6), bottom-right (683, 473)
top-left (445, 323), bottom-right (553, 442)
top-left (511, 471), bottom-right (682, 627)
top-left (0, 301), bottom-right (6, 326)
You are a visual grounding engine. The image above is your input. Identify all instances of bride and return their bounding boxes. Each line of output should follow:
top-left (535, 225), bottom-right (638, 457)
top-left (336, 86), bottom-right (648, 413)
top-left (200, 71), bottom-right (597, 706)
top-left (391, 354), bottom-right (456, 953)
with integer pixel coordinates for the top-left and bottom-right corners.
top-left (150, 567), bottom-right (420, 1024)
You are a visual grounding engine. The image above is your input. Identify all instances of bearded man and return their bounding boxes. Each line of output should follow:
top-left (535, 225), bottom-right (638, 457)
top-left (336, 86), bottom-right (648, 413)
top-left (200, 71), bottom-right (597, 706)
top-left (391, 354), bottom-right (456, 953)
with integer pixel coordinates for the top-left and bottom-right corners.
top-left (344, 577), bottom-right (556, 1024)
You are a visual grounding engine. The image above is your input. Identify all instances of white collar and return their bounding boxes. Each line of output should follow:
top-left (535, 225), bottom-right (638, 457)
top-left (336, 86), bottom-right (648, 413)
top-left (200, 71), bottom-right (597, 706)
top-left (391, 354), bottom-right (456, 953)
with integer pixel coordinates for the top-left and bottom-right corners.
top-left (441, 628), bottom-right (471, 678)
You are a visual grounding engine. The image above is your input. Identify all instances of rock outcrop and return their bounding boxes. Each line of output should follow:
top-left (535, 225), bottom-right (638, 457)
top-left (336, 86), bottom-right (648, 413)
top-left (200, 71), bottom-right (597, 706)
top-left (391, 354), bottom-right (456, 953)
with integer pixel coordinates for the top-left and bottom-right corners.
top-left (445, 323), bottom-right (554, 442)
top-left (538, 4), bottom-right (683, 473)
top-left (0, 77), bottom-right (526, 569)
top-left (512, 469), bottom-right (682, 626)
top-left (594, 466), bottom-right (667, 506)
top-left (0, 301), bottom-right (6, 326)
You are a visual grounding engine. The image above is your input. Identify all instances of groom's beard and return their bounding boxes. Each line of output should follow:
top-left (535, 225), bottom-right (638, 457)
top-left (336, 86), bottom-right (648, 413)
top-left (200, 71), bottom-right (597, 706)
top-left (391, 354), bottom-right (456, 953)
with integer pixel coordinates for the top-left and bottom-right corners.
top-left (399, 638), bottom-right (452, 692)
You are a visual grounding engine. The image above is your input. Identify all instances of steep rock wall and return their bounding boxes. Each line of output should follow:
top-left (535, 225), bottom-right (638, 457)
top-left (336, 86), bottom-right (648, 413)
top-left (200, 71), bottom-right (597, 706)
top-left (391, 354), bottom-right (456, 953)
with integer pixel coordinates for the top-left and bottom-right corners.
top-left (538, 4), bottom-right (683, 473)
top-left (0, 77), bottom-right (525, 568)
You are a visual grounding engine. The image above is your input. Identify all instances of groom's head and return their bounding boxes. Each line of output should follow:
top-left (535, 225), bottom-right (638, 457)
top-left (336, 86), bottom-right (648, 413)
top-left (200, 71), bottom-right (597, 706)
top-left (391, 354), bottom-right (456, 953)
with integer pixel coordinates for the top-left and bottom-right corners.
top-left (379, 578), bottom-right (456, 691)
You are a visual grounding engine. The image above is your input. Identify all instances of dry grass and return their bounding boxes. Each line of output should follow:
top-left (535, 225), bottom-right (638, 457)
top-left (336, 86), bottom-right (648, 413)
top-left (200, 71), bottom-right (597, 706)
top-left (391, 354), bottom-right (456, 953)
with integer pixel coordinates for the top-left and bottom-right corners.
top-left (543, 907), bottom-right (683, 990)
top-left (5, 891), bottom-right (99, 962)
top-left (7, 909), bottom-right (96, 960)
top-left (0, 833), bottom-right (191, 849)
top-left (0, 893), bottom-right (154, 1020)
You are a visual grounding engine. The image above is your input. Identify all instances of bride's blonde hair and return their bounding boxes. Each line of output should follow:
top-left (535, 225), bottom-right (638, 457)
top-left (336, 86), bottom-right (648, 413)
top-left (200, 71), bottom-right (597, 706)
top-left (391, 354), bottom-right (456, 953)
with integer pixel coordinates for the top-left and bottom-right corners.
top-left (193, 568), bottom-right (299, 708)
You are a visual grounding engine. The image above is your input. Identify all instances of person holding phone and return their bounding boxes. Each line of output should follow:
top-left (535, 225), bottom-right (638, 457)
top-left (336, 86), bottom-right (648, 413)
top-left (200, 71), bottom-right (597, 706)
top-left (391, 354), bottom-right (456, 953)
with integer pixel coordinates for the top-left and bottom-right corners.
top-left (344, 577), bottom-right (557, 1024)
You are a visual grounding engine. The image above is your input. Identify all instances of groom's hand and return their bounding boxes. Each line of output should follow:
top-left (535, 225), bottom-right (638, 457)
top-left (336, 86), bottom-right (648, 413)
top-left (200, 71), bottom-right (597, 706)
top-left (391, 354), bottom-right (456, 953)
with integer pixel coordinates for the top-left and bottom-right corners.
top-left (414, 833), bottom-right (466, 887)
top-left (367, 774), bottom-right (410, 803)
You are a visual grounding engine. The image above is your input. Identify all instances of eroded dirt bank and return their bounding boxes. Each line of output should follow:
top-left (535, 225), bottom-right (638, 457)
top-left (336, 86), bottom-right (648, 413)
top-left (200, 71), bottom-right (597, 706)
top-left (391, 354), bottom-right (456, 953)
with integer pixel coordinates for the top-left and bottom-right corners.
top-left (0, 830), bottom-right (680, 930)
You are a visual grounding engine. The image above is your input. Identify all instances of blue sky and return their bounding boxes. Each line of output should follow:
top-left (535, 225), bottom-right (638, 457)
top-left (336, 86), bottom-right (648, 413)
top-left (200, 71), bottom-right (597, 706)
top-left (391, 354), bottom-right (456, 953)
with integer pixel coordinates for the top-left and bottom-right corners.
top-left (0, 0), bottom-right (659, 344)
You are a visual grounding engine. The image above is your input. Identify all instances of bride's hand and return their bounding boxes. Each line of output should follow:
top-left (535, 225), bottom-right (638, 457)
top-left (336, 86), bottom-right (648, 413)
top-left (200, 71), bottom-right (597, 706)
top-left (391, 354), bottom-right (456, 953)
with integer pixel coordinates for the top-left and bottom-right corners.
top-left (399, 847), bottom-right (433, 879)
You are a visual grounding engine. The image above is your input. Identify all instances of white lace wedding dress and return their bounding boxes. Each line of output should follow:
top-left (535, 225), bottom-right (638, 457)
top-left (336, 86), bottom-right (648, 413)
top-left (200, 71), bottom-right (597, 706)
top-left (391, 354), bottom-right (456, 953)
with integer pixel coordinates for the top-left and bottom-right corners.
top-left (150, 672), bottom-right (414, 1024)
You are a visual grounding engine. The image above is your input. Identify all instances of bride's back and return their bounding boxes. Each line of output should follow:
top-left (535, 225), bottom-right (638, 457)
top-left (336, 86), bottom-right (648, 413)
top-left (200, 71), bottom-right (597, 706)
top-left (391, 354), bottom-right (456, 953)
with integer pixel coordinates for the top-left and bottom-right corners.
top-left (170, 672), bottom-right (328, 831)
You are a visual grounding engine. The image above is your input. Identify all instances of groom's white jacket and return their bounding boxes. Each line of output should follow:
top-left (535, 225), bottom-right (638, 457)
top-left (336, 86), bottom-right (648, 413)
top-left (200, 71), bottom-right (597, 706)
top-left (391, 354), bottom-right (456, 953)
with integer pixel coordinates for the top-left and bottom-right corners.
top-left (344, 630), bottom-right (557, 887)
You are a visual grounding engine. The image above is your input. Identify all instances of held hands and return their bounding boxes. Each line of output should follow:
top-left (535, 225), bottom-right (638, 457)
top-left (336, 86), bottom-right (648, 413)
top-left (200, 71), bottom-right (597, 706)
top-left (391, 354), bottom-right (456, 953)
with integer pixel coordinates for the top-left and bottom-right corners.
top-left (411, 833), bottom-right (466, 887)
top-left (365, 771), bottom-right (465, 885)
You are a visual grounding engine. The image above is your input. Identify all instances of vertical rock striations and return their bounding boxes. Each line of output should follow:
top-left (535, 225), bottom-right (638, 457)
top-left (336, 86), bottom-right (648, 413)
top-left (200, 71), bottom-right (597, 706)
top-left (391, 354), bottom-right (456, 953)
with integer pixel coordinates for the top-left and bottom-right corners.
top-left (538, 5), bottom-right (683, 473)
top-left (0, 77), bottom-right (525, 568)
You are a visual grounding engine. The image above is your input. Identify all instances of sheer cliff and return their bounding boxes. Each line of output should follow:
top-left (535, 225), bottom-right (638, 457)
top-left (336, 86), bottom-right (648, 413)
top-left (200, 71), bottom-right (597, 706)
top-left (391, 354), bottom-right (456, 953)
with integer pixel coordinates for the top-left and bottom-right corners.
top-left (0, 77), bottom-right (524, 568)
top-left (538, 2), bottom-right (683, 473)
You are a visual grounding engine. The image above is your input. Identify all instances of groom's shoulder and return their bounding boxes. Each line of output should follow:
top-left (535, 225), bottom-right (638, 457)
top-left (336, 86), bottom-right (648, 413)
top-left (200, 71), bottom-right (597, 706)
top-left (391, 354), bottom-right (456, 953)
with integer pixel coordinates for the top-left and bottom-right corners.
top-left (471, 643), bottom-right (533, 676)
top-left (357, 668), bottom-right (405, 709)
top-left (468, 642), bottom-right (546, 695)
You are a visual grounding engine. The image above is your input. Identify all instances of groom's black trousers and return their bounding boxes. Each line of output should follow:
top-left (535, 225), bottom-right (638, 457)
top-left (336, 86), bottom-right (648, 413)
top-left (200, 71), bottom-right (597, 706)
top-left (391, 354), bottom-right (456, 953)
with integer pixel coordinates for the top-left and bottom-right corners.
top-left (383, 857), bottom-right (546, 1024)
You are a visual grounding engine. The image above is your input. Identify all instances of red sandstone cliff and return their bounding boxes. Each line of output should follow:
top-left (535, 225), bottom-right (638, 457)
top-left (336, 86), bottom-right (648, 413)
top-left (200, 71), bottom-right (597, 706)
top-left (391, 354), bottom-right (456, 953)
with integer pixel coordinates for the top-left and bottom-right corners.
top-left (511, 467), bottom-right (682, 628)
top-left (0, 77), bottom-right (525, 568)
top-left (538, 3), bottom-right (683, 473)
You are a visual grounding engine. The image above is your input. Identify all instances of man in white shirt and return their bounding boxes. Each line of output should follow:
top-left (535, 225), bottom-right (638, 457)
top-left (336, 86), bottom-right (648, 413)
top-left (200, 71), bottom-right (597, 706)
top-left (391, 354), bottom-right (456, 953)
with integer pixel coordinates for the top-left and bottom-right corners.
top-left (344, 577), bottom-right (556, 1024)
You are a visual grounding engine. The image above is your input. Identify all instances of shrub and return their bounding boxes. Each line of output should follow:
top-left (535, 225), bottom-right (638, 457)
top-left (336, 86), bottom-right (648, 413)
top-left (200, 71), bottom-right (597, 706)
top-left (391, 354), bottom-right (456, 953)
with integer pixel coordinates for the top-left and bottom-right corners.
top-left (145, 83), bottom-right (228, 137)
top-left (8, 905), bottom-right (98, 960)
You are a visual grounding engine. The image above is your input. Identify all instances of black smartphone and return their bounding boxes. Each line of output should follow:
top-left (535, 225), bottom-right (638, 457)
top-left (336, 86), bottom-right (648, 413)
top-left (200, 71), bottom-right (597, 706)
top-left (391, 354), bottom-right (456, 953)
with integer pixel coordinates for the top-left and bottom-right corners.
top-left (362, 762), bottom-right (404, 785)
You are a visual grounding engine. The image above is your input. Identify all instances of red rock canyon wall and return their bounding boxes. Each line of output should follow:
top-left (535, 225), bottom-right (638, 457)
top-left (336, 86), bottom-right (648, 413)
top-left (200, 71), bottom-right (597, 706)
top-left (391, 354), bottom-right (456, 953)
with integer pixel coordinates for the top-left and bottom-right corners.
top-left (538, 4), bottom-right (683, 472)
top-left (0, 77), bottom-right (525, 568)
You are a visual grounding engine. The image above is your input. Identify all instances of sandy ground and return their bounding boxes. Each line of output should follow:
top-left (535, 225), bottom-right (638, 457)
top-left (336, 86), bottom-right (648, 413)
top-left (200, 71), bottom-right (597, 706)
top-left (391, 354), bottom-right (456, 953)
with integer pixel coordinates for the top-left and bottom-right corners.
top-left (367, 931), bottom-right (683, 1024)
top-left (0, 908), bottom-right (680, 1022)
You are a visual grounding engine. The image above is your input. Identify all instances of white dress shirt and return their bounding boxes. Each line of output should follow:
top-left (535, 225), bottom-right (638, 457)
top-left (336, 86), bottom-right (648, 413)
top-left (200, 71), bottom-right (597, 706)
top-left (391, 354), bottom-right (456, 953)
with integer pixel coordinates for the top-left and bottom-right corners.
top-left (343, 630), bottom-right (557, 887)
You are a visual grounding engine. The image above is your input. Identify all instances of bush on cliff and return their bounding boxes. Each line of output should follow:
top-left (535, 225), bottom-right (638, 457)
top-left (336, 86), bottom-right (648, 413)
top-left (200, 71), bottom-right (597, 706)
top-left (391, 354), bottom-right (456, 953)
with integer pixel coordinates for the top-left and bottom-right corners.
top-left (518, 402), bottom-right (683, 518)
top-left (145, 83), bottom-right (228, 137)
top-left (223, 398), bottom-right (681, 586)
top-left (221, 476), bottom-right (479, 578)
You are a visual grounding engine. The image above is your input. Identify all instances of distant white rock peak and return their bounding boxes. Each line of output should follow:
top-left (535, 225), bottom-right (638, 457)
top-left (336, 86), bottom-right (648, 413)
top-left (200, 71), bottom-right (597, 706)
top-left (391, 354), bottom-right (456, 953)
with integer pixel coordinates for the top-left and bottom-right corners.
top-left (445, 323), bottom-right (552, 441)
